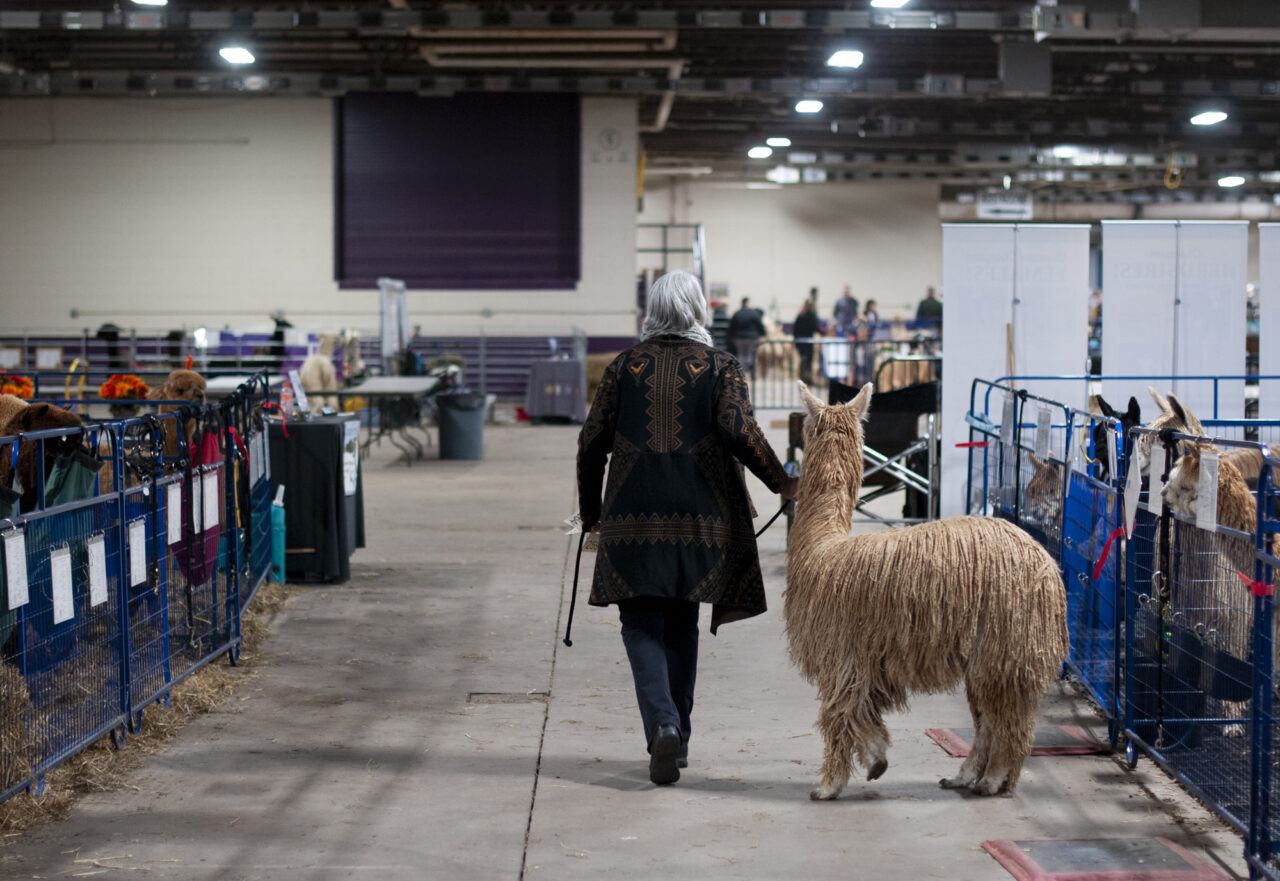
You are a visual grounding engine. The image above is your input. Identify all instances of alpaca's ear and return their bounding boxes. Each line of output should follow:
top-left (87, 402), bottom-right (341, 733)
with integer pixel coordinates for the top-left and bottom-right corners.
top-left (1166, 394), bottom-right (1204, 435)
top-left (1095, 395), bottom-right (1115, 419)
top-left (844, 382), bottom-right (873, 420)
top-left (1125, 397), bottom-right (1141, 425)
top-left (798, 381), bottom-right (824, 417)
top-left (1026, 451), bottom-right (1046, 469)
top-left (1148, 386), bottom-right (1170, 414)
top-left (18, 403), bottom-right (49, 428)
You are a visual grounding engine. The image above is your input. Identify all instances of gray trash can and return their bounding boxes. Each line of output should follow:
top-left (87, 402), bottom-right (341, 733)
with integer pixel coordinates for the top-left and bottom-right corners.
top-left (438, 392), bottom-right (486, 460)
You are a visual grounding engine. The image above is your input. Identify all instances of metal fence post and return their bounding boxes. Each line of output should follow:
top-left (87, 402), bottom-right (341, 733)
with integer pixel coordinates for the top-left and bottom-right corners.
top-left (478, 330), bottom-right (487, 397)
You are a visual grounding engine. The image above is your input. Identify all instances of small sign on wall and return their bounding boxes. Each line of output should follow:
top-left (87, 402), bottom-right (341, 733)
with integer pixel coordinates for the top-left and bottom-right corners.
top-left (977, 189), bottom-right (1033, 220)
top-left (0, 348), bottom-right (20, 370)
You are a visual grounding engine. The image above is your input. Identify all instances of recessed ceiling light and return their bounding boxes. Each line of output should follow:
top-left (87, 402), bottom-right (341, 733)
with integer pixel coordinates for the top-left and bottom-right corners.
top-left (766, 137), bottom-right (792, 148)
top-left (795, 100), bottom-right (824, 114)
top-left (131, 0), bottom-right (168, 5)
top-left (827, 50), bottom-right (865, 69)
top-left (1218, 175), bottom-right (1246, 188)
top-left (870, 0), bottom-right (910, 7)
top-left (747, 146), bottom-right (773, 159)
top-left (1190, 110), bottom-right (1228, 126)
top-left (219, 46), bottom-right (256, 65)
top-left (1051, 145), bottom-right (1078, 159)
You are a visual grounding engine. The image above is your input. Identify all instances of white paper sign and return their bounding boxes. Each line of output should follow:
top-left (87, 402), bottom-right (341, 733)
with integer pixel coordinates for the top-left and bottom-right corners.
top-left (1196, 449), bottom-right (1219, 532)
top-left (1106, 428), bottom-right (1118, 485)
top-left (261, 432), bottom-right (271, 482)
top-left (289, 368), bottom-right (309, 412)
top-left (248, 432), bottom-right (259, 483)
top-left (343, 420), bottom-right (360, 497)
top-left (1000, 395), bottom-right (1016, 445)
top-left (1035, 407), bottom-right (1052, 461)
top-left (166, 482), bottom-right (182, 545)
top-left (1123, 461), bottom-right (1141, 539)
top-left (87, 533), bottom-right (107, 607)
top-left (128, 519), bottom-right (147, 586)
top-left (190, 474), bottom-right (202, 534)
top-left (1148, 443), bottom-right (1167, 515)
top-left (203, 471), bottom-right (220, 532)
top-left (50, 546), bottom-right (74, 625)
top-left (4, 530), bottom-right (28, 609)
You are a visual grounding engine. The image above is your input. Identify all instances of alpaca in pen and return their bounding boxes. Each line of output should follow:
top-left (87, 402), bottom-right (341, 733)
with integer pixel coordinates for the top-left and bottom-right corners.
top-left (785, 382), bottom-right (1068, 799)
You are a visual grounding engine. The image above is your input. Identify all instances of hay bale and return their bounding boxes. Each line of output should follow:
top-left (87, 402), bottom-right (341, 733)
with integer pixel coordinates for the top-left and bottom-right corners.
top-left (0, 664), bottom-right (34, 793)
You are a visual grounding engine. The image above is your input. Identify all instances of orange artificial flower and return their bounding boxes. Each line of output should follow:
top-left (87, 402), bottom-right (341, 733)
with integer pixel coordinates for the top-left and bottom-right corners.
top-left (0, 375), bottom-right (34, 399)
top-left (99, 374), bottom-right (149, 400)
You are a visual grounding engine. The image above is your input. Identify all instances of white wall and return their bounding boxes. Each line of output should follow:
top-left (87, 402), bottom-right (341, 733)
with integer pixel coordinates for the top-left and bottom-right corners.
top-left (640, 179), bottom-right (941, 324)
top-left (0, 96), bottom-right (638, 338)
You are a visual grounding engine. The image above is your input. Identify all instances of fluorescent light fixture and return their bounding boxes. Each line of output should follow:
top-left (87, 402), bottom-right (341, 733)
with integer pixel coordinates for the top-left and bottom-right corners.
top-left (795, 99), bottom-right (824, 114)
top-left (1051, 145), bottom-right (1078, 159)
top-left (1218, 175), bottom-right (1246, 188)
top-left (746, 182), bottom-right (783, 190)
top-left (827, 50), bottom-right (865, 69)
top-left (132, 0), bottom-right (168, 5)
top-left (643, 166), bottom-right (714, 176)
top-left (870, 0), bottom-right (911, 7)
top-left (766, 165), bottom-right (800, 184)
top-left (766, 137), bottom-right (792, 148)
top-left (219, 46), bottom-right (256, 65)
top-left (1003, 175), bottom-right (1012, 190)
top-left (1190, 110), bottom-right (1228, 126)
top-left (748, 146), bottom-right (773, 159)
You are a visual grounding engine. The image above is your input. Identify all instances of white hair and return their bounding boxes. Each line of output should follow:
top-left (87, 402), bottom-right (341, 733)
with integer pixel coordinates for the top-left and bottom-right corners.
top-left (640, 271), bottom-right (713, 345)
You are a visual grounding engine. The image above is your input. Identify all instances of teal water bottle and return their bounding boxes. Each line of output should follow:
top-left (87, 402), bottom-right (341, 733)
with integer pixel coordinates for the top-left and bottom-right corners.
top-left (271, 484), bottom-right (287, 582)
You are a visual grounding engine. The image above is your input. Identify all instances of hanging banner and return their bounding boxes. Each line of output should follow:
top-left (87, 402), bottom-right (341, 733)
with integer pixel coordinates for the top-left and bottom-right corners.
top-left (1012, 224), bottom-right (1091, 411)
top-left (1174, 221), bottom-right (1247, 421)
top-left (1259, 225), bottom-right (1280, 420)
top-left (1101, 221), bottom-right (1178, 417)
top-left (941, 223), bottom-right (1015, 518)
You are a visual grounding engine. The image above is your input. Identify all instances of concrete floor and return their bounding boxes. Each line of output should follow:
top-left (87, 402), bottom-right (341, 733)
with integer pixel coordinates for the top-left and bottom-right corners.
top-left (0, 420), bottom-right (1252, 880)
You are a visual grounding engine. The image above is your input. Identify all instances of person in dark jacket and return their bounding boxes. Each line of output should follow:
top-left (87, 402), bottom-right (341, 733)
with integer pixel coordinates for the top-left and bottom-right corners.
top-left (709, 300), bottom-right (732, 351)
top-left (578, 270), bottom-right (797, 786)
top-left (728, 297), bottom-right (766, 378)
top-left (792, 299), bottom-right (822, 385)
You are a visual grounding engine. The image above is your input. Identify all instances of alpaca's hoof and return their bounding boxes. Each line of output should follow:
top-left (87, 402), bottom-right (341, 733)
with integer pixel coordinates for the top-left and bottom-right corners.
top-left (1224, 723), bottom-right (1246, 739)
top-left (866, 758), bottom-right (888, 781)
top-left (809, 787), bottom-right (839, 801)
top-left (971, 777), bottom-right (1005, 797)
top-left (939, 775), bottom-right (970, 790)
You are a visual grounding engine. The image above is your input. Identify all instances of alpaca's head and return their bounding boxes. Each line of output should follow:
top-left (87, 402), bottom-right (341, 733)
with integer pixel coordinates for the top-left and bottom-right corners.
top-left (798, 381), bottom-right (872, 503)
top-left (1161, 444), bottom-right (1206, 520)
top-left (1135, 387), bottom-right (1203, 479)
top-left (148, 369), bottom-right (207, 406)
top-left (1022, 452), bottom-right (1064, 525)
top-left (316, 333), bottom-right (343, 358)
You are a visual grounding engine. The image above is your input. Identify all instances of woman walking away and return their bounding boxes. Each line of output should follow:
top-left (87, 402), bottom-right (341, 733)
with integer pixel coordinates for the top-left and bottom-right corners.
top-left (577, 270), bottom-right (797, 786)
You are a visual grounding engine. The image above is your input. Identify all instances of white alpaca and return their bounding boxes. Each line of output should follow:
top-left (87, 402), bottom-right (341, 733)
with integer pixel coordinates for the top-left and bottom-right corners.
top-left (786, 382), bottom-right (1068, 799)
top-left (299, 333), bottom-right (341, 411)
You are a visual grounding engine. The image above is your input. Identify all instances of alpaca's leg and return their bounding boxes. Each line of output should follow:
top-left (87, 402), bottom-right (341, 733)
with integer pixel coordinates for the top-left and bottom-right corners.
top-left (972, 686), bottom-right (1040, 796)
top-left (811, 689), bottom-right (857, 800)
top-left (940, 697), bottom-right (987, 790)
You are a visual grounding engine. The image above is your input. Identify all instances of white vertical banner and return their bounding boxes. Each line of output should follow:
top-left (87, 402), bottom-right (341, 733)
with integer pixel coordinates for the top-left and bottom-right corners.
top-left (1174, 221), bottom-right (1247, 422)
top-left (1101, 220), bottom-right (1178, 417)
top-left (941, 224), bottom-right (1016, 519)
top-left (1012, 224), bottom-right (1091, 411)
top-left (1258, 224), bottom-right (1280, 419)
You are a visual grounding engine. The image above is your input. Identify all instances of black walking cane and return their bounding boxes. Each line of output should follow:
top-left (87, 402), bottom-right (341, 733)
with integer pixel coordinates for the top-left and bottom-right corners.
top-left (563, 531), bottom-right (586, 647)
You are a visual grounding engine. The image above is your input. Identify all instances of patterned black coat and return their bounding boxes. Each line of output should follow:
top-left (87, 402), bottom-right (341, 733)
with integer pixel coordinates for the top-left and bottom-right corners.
top-left (577, 336), bottom-right (787, 633)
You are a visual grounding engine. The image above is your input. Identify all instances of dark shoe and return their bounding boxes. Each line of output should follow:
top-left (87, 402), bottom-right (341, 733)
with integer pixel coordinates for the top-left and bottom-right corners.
top-left (649, 724), bottom-right (681, 785)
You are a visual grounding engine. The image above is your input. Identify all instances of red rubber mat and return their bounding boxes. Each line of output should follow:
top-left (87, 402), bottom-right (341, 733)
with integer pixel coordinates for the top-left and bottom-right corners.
top-left (926, 726), bottom-right (1107, 757)
top-left (983, 838), bottom-right (1228, 881)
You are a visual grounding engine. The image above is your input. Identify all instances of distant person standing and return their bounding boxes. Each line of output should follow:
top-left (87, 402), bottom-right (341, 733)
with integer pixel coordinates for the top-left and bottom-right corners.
top-left (833, 286), bottom-right (859, 337)
top-left (792, 300), bottom-right (822, 385)
top-left (729, 297), bottom-right (766, 378)
top-left (709, 300), bottom-right (732, 351)
top-left (915, 286), bottom-right (942, 329)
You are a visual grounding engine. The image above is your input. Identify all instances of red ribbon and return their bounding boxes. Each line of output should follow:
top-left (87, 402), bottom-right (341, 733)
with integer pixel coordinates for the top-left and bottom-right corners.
top-left (1238, 570), bottom-right (1274, 597)
top-left (1091, 525), bottom-right (1127, 581)
top-left (262, 402), bottom-right (288, 438)
top-left (955, 442), bottom-right (989, 448)
top-left (226, 425), bottom-right (249, 461)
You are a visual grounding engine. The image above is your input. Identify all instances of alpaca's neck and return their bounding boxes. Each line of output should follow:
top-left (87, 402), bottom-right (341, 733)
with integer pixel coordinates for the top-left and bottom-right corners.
top-left (792, 437), bottom-right (863, 549)
top-left (1217, 461), bottom-right (1257, 534)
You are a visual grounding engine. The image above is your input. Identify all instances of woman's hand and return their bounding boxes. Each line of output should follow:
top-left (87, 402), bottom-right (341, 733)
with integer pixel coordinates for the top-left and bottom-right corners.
top-left (781, 475), bottom-right (800, 502)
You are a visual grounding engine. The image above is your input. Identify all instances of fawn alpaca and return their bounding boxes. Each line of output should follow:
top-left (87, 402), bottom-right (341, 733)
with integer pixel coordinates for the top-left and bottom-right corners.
top-left (785, 382), bottom-right (1068, 799)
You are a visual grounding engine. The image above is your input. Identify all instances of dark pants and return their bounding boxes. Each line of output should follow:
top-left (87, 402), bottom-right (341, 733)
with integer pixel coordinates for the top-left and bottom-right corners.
top-left (618, 597), bottom-right (699, 759)
top-left (797, 343), bottom-right (815, 384)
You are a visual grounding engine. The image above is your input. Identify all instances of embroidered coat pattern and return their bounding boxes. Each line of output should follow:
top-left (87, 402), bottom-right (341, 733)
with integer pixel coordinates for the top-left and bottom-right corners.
top-left (577, 336), bottom-right (787, 633)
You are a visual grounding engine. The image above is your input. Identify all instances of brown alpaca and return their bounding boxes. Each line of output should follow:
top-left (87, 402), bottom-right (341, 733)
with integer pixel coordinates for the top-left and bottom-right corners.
top-left (148, 369), bottom-right (207, 458)
top-left (0, 402), bottom-right (85, 512)
top-left (1023, 452), bottom-right (1063, 526)
top-left (786, 382), bottom-right (1068, 799)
